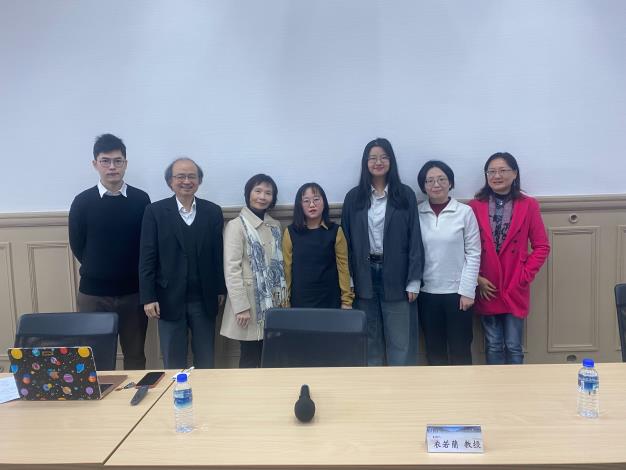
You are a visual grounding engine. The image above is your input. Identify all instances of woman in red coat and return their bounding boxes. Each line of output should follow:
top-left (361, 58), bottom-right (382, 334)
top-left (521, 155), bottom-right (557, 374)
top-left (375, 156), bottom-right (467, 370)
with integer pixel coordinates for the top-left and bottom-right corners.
top-left (469, 152), bottom-right (550, 364)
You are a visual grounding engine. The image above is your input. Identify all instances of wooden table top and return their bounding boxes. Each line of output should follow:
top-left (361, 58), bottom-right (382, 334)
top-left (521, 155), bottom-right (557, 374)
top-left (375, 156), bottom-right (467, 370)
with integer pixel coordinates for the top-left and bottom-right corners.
top-left (0, 370), bottom-right (174, 469)
top-left (105, 363), bottom-right (626, 469)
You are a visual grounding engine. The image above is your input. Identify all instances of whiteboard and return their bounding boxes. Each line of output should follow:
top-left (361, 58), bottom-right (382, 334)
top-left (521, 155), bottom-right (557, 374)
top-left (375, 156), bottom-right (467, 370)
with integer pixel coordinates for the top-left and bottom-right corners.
top-left (1, 0), bottom-right (625, 213)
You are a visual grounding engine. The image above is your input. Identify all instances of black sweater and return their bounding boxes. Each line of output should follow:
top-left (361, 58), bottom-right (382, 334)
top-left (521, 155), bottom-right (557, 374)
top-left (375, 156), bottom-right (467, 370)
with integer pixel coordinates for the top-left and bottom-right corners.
top-left (68, 185), bottom-right (150, 296)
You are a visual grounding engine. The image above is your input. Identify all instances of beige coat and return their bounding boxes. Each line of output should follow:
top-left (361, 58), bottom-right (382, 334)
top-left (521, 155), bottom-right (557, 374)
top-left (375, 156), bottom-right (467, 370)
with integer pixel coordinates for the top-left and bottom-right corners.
top-left (220, 207), bottom-right (282, 341)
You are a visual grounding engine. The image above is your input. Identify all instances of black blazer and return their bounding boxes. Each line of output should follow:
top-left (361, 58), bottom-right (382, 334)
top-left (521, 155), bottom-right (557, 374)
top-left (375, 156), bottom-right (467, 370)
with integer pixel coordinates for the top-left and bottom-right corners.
top-left (139, 196), bottom-right (226, 321)
top-left (341, 184), bottom-right (424, 301)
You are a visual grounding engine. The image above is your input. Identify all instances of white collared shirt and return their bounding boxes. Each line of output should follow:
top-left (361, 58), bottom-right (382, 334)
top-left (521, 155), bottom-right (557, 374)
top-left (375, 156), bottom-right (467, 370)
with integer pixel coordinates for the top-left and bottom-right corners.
top-left (97, 181), bottom-right (127, 198)
top-left (367, 184), bottom-right (420, 294)
top-left (368, 185), bottom-right (388, 255)
top-left (176, 197), bottom-right (197, 225)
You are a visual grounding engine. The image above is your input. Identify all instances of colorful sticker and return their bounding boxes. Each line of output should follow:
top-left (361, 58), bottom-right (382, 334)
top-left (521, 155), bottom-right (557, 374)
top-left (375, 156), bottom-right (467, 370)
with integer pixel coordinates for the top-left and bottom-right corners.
top-left (8, 347), bottom-right (101, 400)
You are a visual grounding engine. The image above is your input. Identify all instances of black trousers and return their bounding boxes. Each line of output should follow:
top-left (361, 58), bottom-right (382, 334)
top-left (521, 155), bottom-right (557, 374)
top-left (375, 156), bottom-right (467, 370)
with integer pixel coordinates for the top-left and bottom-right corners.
top-left (417, 292), bottom-right (473, 365)
top-left (157, 301), bottom-right (216, 369)
top-left (239, 340), bottom-right (263, 368)
top-left (77, 292), bottom-right (148, 370)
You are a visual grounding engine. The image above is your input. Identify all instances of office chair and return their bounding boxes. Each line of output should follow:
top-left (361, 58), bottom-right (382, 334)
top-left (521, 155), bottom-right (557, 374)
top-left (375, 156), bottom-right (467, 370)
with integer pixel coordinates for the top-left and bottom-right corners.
top-left (615, 284), bottom-right (626, 362)
top-left (14, 312), bottom-right (119, 370)
top-left (261, 308), bottom-right (367, 367)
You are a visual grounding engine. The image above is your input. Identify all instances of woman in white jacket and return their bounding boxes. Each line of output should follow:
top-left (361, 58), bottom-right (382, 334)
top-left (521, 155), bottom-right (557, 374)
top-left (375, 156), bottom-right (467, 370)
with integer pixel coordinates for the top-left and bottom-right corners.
top-left (220, 174), bottom-right (287, 368)
top-left (416, 161), bottom-right (481, 365)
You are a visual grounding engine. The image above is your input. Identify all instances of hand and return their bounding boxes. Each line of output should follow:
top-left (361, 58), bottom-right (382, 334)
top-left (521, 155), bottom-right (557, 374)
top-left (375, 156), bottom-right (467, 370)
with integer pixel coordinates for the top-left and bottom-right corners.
top-left (407, 291), bottom-right (418, 303)
top-left (477, 276), bottom-right (497, 300)
top-left (341, 303), bottom-right (352, 310)
top-left (236, 310), bottom-right (251, 328)
top-left (459, 295), bottom-right (474, 311)
top-left (144, 302), bottom-right (160, 319)
top-left (218, 295), bottom-right (226, 307)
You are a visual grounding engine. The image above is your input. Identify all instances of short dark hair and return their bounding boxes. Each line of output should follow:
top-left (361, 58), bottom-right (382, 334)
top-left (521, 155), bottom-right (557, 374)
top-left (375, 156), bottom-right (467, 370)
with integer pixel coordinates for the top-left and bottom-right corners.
top-left (164, 157), bottom-right (204, 188)
top-left (355, 138), bottom-right (408, 210)
top-left (417, 160), bottom-right (455, 194)
top-left (93, 134), bottom-right (126, 159)
top-left (291, 182), bottom-right (333, 232)
top-left (244, 174), bottom-right (278, 209)
top-left (475, 152), bottom-right (522, 200)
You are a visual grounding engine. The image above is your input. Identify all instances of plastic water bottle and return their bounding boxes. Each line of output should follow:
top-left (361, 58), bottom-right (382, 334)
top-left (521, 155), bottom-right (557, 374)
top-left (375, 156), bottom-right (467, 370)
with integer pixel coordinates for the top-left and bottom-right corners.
top-left (174, 373), bottom-right (194, 432)
top-left (577, 358), bottom-right (599, 418)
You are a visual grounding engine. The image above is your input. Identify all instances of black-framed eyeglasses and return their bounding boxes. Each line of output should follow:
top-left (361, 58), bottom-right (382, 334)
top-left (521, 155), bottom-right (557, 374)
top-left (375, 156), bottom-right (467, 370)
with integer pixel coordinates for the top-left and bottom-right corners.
top-left (98, 158), bottom-right (126, 168)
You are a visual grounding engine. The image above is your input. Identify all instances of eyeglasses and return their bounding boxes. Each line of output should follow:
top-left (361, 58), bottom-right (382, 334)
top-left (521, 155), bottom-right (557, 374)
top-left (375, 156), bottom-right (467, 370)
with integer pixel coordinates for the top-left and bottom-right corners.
top-left (367, 155), bottom-right (390, 164)
top-left (425, 177), bottom-right (449, 187)
top-left (486, 169), bottom-right (514, 178)
top-left (98, 158), bottom-right (126, 168)
top-left (302, 197), bottom-right (323, 206)
top-left (173, 174), bottom-right (198, 182)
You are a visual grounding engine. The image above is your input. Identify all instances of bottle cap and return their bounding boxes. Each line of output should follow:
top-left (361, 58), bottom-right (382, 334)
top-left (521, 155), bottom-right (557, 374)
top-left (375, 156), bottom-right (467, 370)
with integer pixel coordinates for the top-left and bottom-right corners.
top-left (582, 358), bottom-right (594, 368)
top-left (176, 373), bottom-right (188, 383)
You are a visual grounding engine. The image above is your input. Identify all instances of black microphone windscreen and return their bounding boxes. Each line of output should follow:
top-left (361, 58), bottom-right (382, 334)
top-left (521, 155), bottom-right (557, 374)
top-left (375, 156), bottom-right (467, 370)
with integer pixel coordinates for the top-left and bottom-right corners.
top-left (294, 384), bottom-right (315, 422)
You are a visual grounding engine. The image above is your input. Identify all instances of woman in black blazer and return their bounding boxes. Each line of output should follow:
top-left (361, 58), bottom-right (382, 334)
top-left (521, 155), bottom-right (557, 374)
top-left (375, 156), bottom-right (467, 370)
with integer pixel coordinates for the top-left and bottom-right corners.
top-left (341, 138), bottom-right (424, 366)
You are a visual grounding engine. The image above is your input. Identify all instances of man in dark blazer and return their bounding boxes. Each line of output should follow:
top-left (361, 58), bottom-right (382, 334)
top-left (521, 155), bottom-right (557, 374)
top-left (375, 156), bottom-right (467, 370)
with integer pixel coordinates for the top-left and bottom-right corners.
top-left (139, 157), bottom-right (225, 369)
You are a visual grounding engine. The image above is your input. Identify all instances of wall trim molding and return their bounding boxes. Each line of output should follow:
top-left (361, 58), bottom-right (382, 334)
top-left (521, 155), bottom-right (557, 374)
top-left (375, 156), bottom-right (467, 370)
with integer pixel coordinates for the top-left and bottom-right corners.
top-left (26, 242), bottom-right (77, 313)
top-left (547, 226), bottom-right (600, 352)
top-left (2, 194), bottom-right (626, 226)
top-left (0, 242), bottom-right (18, 335)
top-left (2, 193), bottom-right (626, 367)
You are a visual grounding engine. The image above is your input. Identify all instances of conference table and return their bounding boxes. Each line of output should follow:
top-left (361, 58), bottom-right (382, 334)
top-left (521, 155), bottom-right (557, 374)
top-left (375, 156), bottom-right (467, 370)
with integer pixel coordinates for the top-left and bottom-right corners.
top-left (105, 363), bottom-right (626, 470)
top-left (3, 364), bottom-right (626, 469)
top-left (0, 370), bottom-right (174, 470)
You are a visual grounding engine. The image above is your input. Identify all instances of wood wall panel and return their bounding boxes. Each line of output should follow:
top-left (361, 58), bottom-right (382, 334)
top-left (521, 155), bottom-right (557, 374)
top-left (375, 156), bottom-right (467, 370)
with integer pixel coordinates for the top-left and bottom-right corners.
top-left (547, 227), bottom-right (599, 352)
top-left (26, 242), bottom-right (76, 313)
top-left (1, 194), bottom-right (626, 370)
top-left (615, 225), bottom-right (626, 353)
top-left (617, 226), bottom-right (626, 283)
top-left (0, 242), bottom-right (17, 363)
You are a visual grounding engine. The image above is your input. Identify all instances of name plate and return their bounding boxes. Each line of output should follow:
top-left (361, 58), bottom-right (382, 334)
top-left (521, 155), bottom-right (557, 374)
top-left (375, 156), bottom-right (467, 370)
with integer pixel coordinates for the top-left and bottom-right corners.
top-left (426, 425), bottom-right (484, 453)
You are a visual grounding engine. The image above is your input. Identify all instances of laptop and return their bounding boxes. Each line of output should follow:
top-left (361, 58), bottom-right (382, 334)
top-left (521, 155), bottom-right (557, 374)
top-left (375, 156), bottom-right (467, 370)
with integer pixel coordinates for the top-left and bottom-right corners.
top-left (7, 346), bottom-right (126, 400)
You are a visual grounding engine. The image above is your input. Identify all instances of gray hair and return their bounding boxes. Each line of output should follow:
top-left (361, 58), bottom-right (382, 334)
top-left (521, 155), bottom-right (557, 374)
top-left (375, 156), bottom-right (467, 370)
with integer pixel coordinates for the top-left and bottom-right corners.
top-left (164, 157), bottom-right (204, 187)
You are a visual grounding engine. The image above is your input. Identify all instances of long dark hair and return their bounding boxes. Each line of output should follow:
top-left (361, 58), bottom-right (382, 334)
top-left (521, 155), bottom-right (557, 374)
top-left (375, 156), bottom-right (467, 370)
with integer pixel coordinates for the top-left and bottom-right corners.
top-left (291, 182), bottom-right (333, 233)
top-left (474, 152), bottom-right (523, 201)
top-left (355, 138), bottom-right (408, 209)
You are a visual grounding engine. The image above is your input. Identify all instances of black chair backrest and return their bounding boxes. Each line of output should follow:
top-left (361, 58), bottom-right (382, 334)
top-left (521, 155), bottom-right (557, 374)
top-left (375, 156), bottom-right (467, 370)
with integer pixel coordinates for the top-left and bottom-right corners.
top-left (615, 284), bottom-right (626, 362)
top-left (14, 312), bottom-right (119, 370)
top-left (261, 308), bottom-right (367, 368)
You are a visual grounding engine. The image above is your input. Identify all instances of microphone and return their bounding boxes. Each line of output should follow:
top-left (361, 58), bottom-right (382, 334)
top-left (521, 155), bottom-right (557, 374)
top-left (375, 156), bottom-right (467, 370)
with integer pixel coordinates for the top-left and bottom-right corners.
top-left (294, 384), bottom-right (315, 422)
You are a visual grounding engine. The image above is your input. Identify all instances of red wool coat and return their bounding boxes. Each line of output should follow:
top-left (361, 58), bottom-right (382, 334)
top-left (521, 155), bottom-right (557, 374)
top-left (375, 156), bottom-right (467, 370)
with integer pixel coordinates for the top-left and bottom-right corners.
top-left (468, 195), bottom-right (550, 318)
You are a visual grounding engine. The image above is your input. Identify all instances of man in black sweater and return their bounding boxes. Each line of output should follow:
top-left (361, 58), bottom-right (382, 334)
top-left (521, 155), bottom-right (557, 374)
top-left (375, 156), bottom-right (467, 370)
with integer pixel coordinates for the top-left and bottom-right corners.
top-left (68, 134), bottom-right (151, 369)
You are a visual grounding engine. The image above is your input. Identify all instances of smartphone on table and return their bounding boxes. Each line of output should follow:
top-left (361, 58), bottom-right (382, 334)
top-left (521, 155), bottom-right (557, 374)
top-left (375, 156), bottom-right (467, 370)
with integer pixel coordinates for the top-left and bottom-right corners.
top-left (135, 371), bottom-right (165, 388)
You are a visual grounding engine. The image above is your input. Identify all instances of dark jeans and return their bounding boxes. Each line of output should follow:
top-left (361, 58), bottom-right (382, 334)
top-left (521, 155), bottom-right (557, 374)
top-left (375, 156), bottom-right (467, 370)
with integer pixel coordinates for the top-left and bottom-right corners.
top-left (418, 292), bottom-right (473, 365)
top-left (158, 301), bottom-right (216, 369)
top-left (355, 262), bottom-right (415, 366)
top-left (480, 313), bottom-right (524, 364)
top-left (77, 292), bottom-right (147, 370)
top-left (239, 340), bottom-right (263, 368)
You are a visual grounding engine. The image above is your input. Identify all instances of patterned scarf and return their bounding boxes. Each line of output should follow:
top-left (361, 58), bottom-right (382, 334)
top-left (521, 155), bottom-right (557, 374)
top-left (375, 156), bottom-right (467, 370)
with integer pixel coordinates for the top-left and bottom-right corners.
top-left (489, 193), bottom-right (513, 253)
top-left (239, 214), bottom-right (287, 336)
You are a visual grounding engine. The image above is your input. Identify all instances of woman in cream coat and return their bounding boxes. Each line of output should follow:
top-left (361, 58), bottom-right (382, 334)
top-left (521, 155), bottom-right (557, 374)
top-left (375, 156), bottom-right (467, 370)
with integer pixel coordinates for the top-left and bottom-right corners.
top-left (221, 174), bottom-right (287, 368)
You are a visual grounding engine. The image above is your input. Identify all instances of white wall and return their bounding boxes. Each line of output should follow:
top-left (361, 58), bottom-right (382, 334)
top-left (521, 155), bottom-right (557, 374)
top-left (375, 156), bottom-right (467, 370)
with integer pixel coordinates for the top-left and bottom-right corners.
top-left (1, 0), bottom-right (625, 212)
